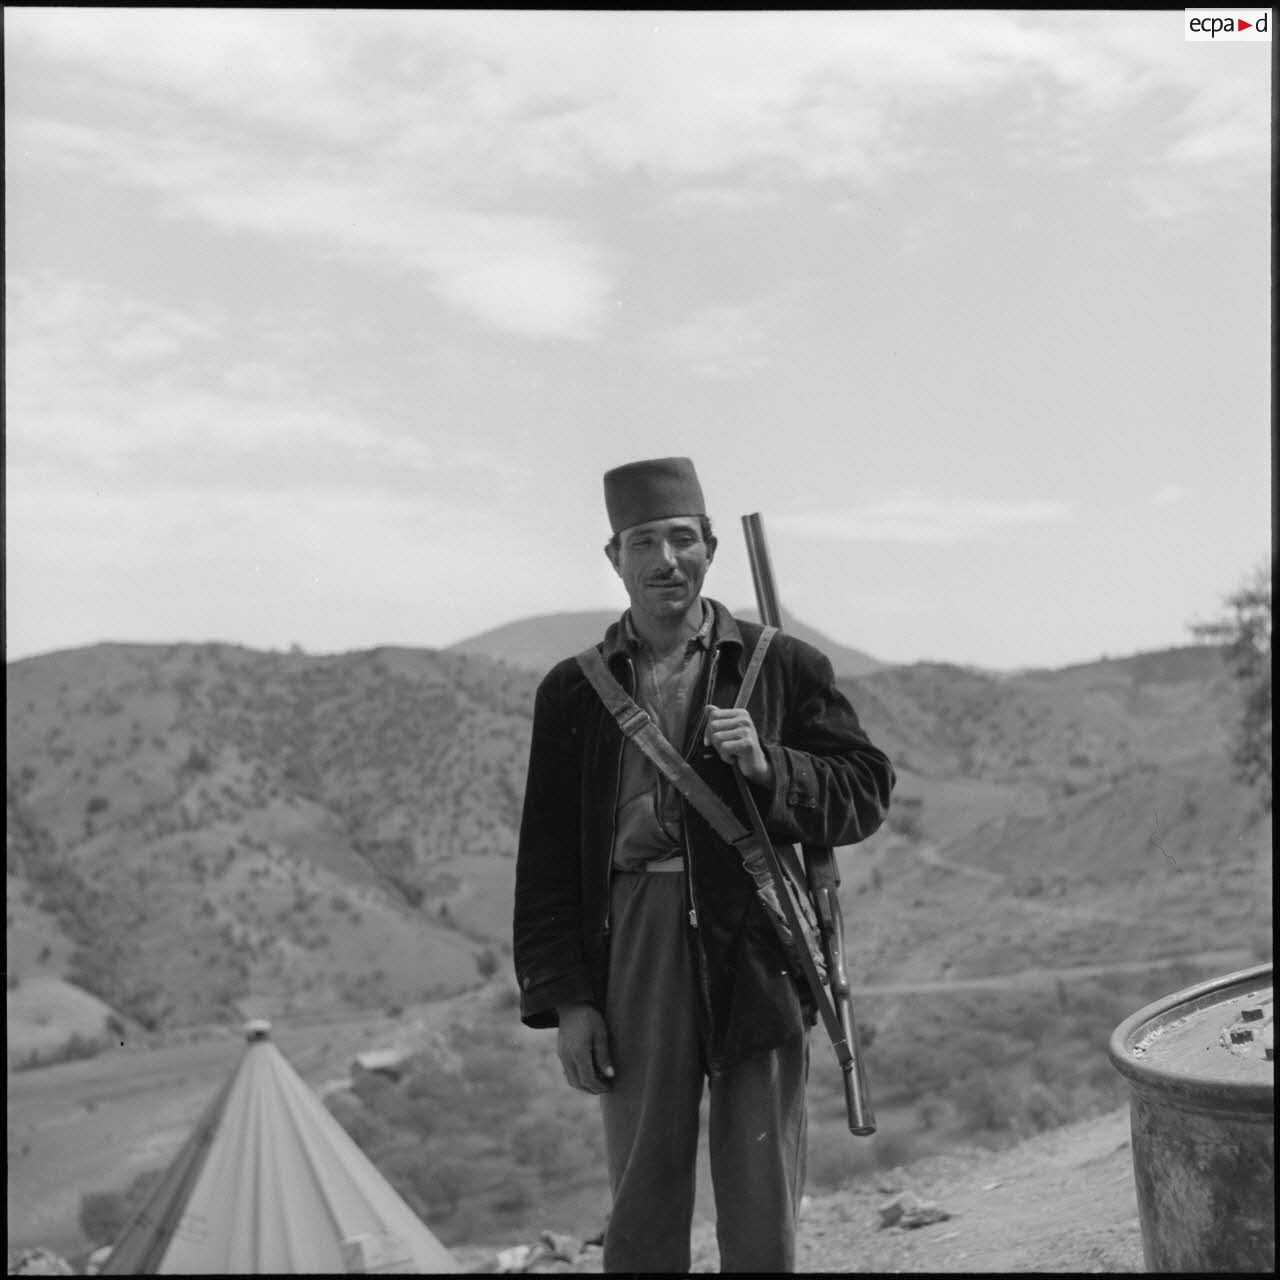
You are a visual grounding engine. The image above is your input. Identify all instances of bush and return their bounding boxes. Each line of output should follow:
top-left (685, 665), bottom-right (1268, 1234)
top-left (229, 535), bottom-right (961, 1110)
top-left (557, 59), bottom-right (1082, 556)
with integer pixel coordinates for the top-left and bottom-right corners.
top-left (511, 1112), bottom-right (565, 1176)
top-left (872, 1129), bottom-right (920, 1170)
top-left (79, 1190), bottom-right (127, 1246)
top-left (1023, 1081), bottom-right (1069, 1133)
top-left (490, 1170), bottom-right (536, 1216)
top-left (805, 1124), bottom-right (875, 1191)
top-left (14, 1031), bottom-right (108, 1071)
top-left (887, 796), bottom-right (923, 840)
top-left (952, 1073), bottom-right (1018, 1133)
top-left (78, 1168), bottom-right (163, 1245)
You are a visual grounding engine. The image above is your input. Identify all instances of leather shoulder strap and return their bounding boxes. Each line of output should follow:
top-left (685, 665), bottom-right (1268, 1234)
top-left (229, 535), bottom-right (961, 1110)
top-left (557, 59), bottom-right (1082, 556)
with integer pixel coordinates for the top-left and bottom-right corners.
top-left (574, 646), bottom-right (746, 846)
top-left (733, 625), bottom-right (777, 710)
top-left (575, 639), bottom-right (834, 1015)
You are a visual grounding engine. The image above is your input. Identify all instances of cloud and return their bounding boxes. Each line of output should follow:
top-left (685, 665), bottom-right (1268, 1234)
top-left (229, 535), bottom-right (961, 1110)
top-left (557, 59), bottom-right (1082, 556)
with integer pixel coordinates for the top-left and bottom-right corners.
top-left (1151, 484), bottom-right (1188, 508)
top-left (772, 491), bottom-right (1074, 546)
top-left (12, 113), bottom-right (614, 342)
top-left (9, 11), bottom-right (1266, 253)
top-left (654, 300), bottom-right (781, 379)
top-left (3, 8), bottom-right (371, 142)
top-left (5, 271), bottom-right (514, 502)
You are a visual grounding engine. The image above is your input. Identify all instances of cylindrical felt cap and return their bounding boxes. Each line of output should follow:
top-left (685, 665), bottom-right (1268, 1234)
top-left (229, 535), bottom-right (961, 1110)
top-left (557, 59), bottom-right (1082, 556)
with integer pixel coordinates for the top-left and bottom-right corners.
top-left (603, 457), bottom-right (706, 535)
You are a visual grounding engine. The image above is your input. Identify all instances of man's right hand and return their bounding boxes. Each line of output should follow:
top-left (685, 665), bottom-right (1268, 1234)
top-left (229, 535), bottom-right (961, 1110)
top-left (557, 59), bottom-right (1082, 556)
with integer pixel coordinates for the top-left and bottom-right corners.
top-left (557, 1003), bottom-right (615, 1093)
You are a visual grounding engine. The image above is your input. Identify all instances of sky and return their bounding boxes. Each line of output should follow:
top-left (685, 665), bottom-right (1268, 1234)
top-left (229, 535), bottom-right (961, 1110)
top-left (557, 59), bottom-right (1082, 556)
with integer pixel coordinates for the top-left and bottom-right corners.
top-left (4, 9), bottom-right (1273, 671)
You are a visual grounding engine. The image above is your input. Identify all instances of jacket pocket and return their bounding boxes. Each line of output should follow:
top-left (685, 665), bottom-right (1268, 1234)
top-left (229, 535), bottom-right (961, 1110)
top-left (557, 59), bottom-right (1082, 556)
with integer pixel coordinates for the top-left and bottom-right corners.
top-left (713, 901), bottom-right (807, 1067)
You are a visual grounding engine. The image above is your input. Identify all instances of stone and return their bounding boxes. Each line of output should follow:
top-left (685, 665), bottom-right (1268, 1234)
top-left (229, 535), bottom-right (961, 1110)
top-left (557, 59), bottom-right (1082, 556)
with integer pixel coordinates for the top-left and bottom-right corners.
top-left (7, 1249), bottom-right (74, 1276)
top-left (876, 1191), bottom-right (952, 1230)
top-left (495, 1244), bottom-right (534, 1272)
top-left (877, 1198), bottom-right (905, 1229)
top-left (538, 1231), bottom-right (581, 1261)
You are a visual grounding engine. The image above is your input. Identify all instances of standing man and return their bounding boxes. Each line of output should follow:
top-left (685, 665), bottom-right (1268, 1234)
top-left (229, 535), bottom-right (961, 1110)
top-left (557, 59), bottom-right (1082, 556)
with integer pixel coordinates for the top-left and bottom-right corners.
top-left (513, 457), bottom-right (894, 1273)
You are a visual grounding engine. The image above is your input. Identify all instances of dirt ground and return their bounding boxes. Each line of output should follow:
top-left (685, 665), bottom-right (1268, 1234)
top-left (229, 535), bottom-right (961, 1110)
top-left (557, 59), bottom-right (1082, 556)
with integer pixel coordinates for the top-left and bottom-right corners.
top-left (780, 1109), bottom-right (1142, 1274)
top-left (455, 1108), bottom-right (1145, 1274)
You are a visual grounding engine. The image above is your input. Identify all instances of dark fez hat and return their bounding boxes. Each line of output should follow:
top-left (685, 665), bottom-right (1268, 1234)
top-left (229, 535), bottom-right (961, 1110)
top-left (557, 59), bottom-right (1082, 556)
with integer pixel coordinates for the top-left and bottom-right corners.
top-left (603, 457), bottom-right (706, 535)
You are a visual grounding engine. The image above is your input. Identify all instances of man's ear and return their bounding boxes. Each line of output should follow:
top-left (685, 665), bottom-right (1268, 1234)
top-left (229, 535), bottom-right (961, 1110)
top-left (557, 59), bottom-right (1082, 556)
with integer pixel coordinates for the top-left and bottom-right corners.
top-left (704, 535), bottom-right (718, 564)
top-left (604, 541), bottom-right (621, 574)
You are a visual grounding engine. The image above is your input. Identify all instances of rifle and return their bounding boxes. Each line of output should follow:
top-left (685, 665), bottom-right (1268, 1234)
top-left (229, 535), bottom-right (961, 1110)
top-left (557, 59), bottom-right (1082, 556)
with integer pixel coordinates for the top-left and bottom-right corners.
top-left (742, 511), bottom-right (876, 1136)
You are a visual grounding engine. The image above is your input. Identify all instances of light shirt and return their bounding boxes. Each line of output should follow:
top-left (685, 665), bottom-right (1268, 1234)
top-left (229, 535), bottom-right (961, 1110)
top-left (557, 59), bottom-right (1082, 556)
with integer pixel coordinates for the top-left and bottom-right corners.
top-left (611, 601), bottom-right (715, 870)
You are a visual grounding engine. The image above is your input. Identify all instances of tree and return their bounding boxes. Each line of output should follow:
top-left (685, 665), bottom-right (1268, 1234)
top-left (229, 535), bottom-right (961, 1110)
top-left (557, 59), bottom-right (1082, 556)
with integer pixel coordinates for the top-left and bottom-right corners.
top-left (1192, 560), bottom-right (1272, 811)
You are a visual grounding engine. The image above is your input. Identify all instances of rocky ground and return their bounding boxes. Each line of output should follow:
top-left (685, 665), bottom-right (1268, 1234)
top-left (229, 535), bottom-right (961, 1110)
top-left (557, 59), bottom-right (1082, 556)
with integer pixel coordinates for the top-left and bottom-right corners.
top-left (453, 1108), bottom-right (1144, 1274)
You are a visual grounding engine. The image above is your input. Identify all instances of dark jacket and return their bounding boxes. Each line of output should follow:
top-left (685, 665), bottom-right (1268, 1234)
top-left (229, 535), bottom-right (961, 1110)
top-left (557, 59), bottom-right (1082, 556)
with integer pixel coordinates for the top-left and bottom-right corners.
top-left (513, 598), bottom-right (895, 1071)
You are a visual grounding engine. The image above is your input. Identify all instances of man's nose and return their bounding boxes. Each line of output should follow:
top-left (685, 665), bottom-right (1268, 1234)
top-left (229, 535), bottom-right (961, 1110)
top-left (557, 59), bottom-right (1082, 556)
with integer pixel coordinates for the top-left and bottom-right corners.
top-left (658, 540), bottom-right (678, 565)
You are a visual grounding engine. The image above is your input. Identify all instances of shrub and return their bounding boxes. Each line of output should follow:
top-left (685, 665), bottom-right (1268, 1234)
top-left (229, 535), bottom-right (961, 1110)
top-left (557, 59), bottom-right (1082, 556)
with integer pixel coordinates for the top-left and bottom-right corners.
top-left (511, 1112), bottom-right (565, 1176)
top-left (1023, 1081), bottom-right (1069, 1132)
top-left (952, 1073), bottom-right (1017, 1133)
top-left (805, 1124), bottom-right (875, 1191)
top-left (79, 1190), bottom-right (127, 1246)
top-left (872, 1129), bottom-right (919, 1170)
top-left (78, 1168), bottom-right (163, 1245)
top-left (887, 795), bottom-right (923, 839)
top-left (490, 1170), bottom-right (536, 1216)
top-left (15, 1032), bottom-right (108, 1070)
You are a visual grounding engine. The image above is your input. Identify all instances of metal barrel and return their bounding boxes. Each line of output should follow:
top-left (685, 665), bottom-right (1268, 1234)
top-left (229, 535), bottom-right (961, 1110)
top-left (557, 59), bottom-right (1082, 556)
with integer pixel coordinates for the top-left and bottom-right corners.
top-left (1108, 962), bottom-right (1274, 1273)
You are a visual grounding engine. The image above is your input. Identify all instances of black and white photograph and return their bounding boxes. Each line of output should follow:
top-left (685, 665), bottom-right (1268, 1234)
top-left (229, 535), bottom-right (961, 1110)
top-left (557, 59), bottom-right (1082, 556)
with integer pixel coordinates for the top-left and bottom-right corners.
top-left (6, 8), bottom-right (1272, 1275)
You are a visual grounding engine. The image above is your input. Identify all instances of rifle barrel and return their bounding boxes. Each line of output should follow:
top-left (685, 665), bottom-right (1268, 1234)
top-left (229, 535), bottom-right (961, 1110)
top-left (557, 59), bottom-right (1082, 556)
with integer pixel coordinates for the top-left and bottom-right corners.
top-left (742, 512), bottom-right (783, 628)
top-left (740, 510), bottom-right (877, 1137)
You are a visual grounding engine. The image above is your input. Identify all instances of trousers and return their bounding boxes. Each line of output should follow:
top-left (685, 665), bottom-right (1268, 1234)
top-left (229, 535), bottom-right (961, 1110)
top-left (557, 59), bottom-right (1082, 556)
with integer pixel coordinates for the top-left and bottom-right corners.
top-left (599, 871), bottom-right (809, 1273)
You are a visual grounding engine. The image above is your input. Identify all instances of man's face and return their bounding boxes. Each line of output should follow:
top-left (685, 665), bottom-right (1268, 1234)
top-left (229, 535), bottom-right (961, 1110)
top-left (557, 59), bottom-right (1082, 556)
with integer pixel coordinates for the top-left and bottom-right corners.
top-left (607, 516), bottom-right (716, 623)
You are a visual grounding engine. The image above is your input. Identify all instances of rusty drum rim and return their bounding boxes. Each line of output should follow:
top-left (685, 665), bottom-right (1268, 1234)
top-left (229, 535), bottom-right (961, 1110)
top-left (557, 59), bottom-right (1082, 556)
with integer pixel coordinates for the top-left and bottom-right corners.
top-left (1107, 962), bottom-right (1274, 1111)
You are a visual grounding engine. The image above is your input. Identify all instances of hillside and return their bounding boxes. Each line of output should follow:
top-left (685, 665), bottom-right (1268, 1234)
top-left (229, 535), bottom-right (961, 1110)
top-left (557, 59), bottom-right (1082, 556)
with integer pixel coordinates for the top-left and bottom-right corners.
top-left (6, 635), bottom-right (1271, 1262)
top-left (7, 637), bottom-right (1268, 1043)
top-left (6, 642), bottom-right (539, 1041)
top-left (448, 603), bottom-right (885, 677)
top-left (835, 645), bottom-right (1271, 988)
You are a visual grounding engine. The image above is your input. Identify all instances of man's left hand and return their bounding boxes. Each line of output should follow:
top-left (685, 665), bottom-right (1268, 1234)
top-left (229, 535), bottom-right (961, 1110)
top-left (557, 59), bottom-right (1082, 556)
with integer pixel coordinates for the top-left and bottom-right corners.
top-left (704, 707), bottom-right (773, 787)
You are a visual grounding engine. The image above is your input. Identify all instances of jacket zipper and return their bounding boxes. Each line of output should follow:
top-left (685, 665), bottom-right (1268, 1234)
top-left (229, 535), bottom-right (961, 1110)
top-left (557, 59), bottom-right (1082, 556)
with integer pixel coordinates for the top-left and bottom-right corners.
top-left (684, 646), bottom-right (720, 1032)
top-left (682, 644), bottom-right (720, 928)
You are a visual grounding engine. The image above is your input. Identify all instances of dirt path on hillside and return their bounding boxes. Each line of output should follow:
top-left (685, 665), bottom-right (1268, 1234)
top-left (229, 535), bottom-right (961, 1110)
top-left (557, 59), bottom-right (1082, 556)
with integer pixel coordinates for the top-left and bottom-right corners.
top-left (852, 947), bottom-right (1253, 997)
top-left (914, 842), bottom-right (1154, 927)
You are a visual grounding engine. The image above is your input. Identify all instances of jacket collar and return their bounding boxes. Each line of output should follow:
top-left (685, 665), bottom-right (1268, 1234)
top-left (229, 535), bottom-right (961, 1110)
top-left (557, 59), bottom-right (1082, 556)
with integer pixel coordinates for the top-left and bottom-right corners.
top-left (602, 597), bottom-right (746, 670)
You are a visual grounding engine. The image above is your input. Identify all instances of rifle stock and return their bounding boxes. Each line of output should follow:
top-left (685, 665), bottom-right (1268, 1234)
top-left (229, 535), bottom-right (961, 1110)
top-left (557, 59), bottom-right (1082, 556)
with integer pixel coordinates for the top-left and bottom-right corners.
top-left (741, 512), bottom-right (876, 1136)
